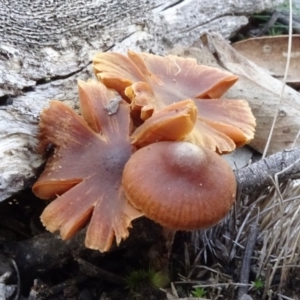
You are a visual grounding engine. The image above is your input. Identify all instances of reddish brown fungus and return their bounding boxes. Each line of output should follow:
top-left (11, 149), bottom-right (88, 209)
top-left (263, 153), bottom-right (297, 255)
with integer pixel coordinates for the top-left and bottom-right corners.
top-left (93, 51), bottom-right (256, 153)
top-left (130, 99), bottom-right (198, 148)
top-left (122, 141), bottom-right (236, 230)
top-left (32, 80), bottom-right (142, 252)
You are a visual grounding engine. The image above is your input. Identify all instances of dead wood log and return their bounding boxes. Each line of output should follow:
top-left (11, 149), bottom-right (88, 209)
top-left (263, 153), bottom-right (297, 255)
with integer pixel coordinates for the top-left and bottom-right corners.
top-left (0, 0), bottom-right (284, 200)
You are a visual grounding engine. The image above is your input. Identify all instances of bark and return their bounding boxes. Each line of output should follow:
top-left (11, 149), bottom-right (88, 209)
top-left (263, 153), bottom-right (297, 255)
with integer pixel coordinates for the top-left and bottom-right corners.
top-left (234, 147), bottom-right (300, 194)
top-left (0, 0), bottom-right (284, 200)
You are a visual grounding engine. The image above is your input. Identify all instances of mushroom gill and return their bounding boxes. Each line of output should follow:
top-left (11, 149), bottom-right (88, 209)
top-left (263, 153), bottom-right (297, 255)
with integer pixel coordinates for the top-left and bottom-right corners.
top-left (32, 80), bottom-right (142, 252)
top-left (93, 51), bottom-right (256, 153)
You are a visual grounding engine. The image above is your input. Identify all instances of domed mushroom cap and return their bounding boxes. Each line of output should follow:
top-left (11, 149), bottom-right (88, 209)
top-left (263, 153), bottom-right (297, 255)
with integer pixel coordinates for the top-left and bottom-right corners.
top-left (122, 141), bottom-right (236, 230)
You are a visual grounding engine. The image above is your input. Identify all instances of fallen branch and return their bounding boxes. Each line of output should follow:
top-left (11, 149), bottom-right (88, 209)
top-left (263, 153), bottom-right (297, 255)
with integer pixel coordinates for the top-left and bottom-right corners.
top-left (234, 147), bottom-right (300, 194)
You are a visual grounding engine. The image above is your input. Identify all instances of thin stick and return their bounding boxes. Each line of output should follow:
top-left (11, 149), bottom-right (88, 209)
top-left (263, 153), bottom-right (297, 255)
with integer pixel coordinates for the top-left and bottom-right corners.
top-left (262, 263), bottom-right (272, 299)
top-left (262, 0), bottom-right (293, 158)
top-left (291, 128), bottom-right (300, 149)
top-left (229, 208), bottom-right (253, 261)
top-left (237, 222), bottom-right (259, 300)
top-left (277, 294), bottom-right (296, 300)
top-left (256, 10), bottom-right (280, 36)
top-left (11, 259), bottom-right (20, 300)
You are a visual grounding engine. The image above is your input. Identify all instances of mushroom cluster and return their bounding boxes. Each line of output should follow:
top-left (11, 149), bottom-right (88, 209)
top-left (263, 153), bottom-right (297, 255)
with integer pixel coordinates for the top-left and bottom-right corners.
top-left (93, 51), bottom-right (255, 153)
top-left (32, 51), bottom-right (256, 252)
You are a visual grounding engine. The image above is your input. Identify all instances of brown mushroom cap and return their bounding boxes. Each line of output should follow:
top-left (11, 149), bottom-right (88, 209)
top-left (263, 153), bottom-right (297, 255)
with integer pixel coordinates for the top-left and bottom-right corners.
top-left (93, 51), bottom-right (256, 153)
top-left (122, 141), bottom-right (236, 230)
top-left (32, 80), bottom-right (142, 252)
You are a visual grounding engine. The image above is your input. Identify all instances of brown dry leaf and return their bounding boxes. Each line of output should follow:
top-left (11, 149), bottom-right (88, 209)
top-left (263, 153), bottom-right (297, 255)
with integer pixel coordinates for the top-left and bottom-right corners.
top-left (93, 51), bottom-right (256, 153)
top-left (233, 35), bottom-right (300, 85)
top-left (32, 80), bottom-right (142, 252)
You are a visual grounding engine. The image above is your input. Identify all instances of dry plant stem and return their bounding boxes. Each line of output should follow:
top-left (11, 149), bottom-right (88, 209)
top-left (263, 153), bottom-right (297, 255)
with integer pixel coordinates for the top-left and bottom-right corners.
top-left (277, 294), bottom-right (297, 300)
top-left (262, 263), bottom-right (272, 300)
top-left (245, 180), bottom-right (300, 296)
top-left (262, 0), bottom-right (293, 159)
top-left (234, 147), bottom-right (300, 194)
top-left (237, 223), bottom-right (259, 300)
top-left (291, 128), bottom-right (300, 149)
top-left (266, 178), bottom-right (300, 293)
top-left (229, 206), bottom-right (253, 262)
top-left (11, 259), bottom-right (20, 300)
top-left (256, 232), bottom-right (269, 283)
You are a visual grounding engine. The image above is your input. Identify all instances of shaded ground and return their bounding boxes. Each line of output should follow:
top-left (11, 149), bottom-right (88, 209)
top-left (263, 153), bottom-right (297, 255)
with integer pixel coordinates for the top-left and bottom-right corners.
top-left (1, 184), bottom-right (300, 300)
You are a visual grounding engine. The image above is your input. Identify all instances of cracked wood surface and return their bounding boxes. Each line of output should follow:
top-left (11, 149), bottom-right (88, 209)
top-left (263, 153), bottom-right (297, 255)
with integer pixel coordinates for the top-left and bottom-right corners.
top-left (0, 0), bottom-right (283, 201)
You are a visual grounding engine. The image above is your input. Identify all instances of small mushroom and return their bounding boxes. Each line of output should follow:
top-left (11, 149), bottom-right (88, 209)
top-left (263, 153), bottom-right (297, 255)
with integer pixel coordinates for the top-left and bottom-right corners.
top-left (32, 80), bottom-right (142, 252)
top-left (93, 51), bottom-right (256, 153)
top-left (122, 141), bottom-right (236, 230)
